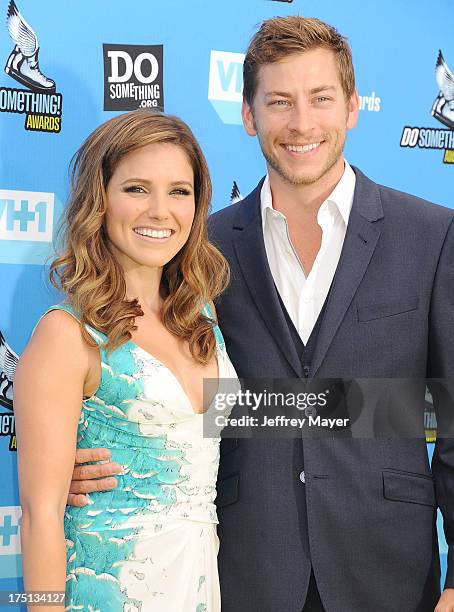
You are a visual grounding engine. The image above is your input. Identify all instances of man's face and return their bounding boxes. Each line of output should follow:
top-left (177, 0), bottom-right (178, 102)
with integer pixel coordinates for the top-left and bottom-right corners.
top-left (242, 47), bottom-right (359, 188)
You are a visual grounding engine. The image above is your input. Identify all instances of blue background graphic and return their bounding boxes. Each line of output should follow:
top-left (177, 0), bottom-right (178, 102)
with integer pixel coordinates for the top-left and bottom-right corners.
top-left (0, 0), bottom-right (452, 601)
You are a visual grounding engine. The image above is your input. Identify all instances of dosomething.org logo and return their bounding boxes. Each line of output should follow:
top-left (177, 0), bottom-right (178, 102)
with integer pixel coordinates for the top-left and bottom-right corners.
top-left (103, 44), bottom-right (164, 111)
top-left (0, 189), bottom-right (62, 265)
top-left (208, 50), bottom-right (381, 125)
top-left (0, 506), bottom-right (22, 579)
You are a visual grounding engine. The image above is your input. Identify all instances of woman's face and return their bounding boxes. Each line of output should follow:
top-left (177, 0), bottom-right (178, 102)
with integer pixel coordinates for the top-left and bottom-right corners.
top-left (104, 142), bottom-right (196, 272)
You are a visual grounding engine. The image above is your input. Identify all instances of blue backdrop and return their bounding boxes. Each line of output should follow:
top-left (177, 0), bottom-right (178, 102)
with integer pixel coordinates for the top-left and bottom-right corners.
top-left (0, 0), bottom-right (452, 600)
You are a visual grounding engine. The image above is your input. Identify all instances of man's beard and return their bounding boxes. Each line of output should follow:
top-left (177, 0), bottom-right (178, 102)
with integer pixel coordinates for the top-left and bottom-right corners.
top-left (258, 131), bottom-right (345, 186)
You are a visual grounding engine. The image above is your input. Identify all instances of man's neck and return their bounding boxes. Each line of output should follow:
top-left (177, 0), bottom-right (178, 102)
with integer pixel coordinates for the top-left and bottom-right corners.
top-left (269, 159), bottom-right (346, 222)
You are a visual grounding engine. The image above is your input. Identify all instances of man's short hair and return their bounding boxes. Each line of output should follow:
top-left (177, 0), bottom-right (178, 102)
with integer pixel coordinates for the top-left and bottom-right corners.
top-left (243, 16), bottom-right (355, 106)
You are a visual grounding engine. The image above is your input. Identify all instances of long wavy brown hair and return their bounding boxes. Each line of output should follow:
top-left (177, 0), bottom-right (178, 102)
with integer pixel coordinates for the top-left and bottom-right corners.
top-left (50, 110), bottom-right (229, 363)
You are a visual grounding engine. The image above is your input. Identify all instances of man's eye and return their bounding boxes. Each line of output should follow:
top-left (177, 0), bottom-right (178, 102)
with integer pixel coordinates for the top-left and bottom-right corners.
top-left (272, 100), bottom-right (290, 106)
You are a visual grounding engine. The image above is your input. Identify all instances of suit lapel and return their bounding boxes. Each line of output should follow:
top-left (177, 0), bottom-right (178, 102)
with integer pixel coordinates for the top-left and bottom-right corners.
top-left (232, 182), bottom-right (302, 376)
top-left (311, 167), bottom-right (384, 376)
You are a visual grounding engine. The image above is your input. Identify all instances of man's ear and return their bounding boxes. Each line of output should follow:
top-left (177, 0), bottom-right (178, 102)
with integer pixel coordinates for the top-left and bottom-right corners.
top-left (242, 99), bottom-right (257, 136)
top-left (346, 89), bottom-right (360, 130)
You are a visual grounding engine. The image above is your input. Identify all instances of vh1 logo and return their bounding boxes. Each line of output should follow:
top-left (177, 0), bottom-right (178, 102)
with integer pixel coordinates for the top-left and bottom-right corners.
top-left (208, 50), bottom-right (244, 125)
top-left (0, 189), bottom-right (58, 265)
top-left (0, 506), bottom-right (22, 579)
top-left (103, 43), bottom-right (164, 111)
top-left (0, 190), bottom-right (53, 242)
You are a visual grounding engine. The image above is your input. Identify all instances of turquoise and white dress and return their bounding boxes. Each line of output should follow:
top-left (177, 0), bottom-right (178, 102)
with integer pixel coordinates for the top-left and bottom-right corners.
top-left (46, 303), bottom-right (237, 612)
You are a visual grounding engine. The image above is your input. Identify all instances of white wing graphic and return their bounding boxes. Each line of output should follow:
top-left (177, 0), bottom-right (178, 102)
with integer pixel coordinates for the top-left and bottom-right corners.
top-left (0, 331), bottom-right (18, 409)
top-left (435, 50), bottom-right (454, 103)
top-left (230, 181), bottom-right (243, 204)
top-left (0, 331), bottom-right (18, 383)
top-left (6, 0), bottom-right (38, 57)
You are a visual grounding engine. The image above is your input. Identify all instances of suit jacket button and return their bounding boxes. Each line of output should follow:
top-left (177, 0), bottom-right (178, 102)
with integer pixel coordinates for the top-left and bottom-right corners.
top-left (299, 470), bottom-right (305, 483)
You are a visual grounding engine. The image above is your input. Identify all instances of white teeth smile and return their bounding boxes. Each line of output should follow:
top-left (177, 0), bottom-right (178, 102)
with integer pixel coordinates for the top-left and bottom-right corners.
top-left (134, 228), bottom-right (172, 238)
top-left (286, 143), bottom-right (321, 153)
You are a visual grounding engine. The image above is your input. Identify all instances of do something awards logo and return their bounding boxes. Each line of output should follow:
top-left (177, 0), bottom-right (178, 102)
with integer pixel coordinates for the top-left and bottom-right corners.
top-left (0, 331), bottom-right (17, 452)
top-left (103, 44), bottom-right (164, 111)
top-left (0, 0), bottom-right (62, 133)
top-left (400, 50), bottom-right (454, 164)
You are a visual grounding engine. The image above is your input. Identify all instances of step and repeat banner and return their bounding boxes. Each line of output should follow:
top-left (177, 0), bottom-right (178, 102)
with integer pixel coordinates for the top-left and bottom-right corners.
top-left (0, 0), bottom-right (452, 596)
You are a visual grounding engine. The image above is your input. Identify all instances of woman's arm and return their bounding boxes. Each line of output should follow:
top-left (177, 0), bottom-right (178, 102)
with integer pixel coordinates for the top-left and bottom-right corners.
top-left (14, 310), bottom-right (94, 611)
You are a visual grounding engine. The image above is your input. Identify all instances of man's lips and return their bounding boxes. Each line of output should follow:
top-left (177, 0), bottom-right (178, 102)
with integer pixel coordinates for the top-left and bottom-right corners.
top-left (283, 142), bottom-right (322, 155)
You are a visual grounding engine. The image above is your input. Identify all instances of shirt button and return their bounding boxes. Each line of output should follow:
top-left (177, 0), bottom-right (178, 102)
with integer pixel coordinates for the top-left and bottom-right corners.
top-left (299, 470), bottom-right (305, 483)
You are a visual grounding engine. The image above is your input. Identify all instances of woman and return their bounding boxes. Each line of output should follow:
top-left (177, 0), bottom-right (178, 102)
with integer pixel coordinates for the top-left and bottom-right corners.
top-left (15, 110), bottom-right (237, 611)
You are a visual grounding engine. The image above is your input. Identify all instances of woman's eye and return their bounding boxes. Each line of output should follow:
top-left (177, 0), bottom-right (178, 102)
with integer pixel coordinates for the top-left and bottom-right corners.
top-left (171, 188), bottom-right (192, 196)
top-left (124, 185), bottom-right (146, 193)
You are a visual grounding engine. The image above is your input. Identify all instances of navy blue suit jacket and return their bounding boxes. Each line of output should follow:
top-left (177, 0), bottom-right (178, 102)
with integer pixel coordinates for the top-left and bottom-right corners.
top-left (210, 167), bottom-right (454, 612)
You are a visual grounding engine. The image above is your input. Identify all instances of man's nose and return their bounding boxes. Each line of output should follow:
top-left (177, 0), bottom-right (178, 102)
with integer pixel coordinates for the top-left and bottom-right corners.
top-left (287, 102), bottom-right (314, 134)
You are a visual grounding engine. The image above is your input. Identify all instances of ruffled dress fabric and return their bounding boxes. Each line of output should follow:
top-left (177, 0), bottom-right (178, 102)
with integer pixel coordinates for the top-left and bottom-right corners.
top-left (48, 304), bottom-right (237, 612)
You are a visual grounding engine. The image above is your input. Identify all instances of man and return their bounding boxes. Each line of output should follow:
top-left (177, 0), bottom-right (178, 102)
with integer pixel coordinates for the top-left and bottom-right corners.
top-left (68, 17), bottom-right (454, 612)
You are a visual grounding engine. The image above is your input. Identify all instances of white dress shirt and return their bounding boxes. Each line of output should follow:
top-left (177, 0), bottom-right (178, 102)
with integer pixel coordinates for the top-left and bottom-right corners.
top-left (261, 162), bottom-right (356, 344)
